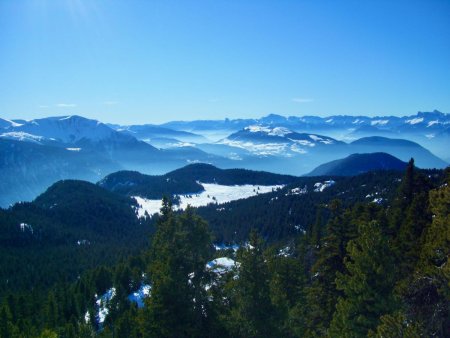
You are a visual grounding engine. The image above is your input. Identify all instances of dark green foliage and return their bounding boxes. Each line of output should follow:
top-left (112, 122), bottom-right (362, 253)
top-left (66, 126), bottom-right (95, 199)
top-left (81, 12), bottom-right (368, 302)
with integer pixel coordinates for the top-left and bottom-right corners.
top-left (0, 180), bottom-right (153, 297)
top-left (0, 165), bottom-right (447, 337)
top-left (198, 170), bottom-right (409, 243)
top-left (167, 163), bottom-right (297, 186)
top-left (98, 170), bottom-right (205, 199)
top-left (402, 169), bottom-right (450, 337)
top-left (392, 159), bottom-right (433, 276)
top-left (142, 199), bottom-right (213, 337)
top-left (329, 221), bottom-right (397, 337)
top-left (227, 231), bottom-right (279, 338)
top-left (368, 312), bottom-right (422, 338)
top-left (99, 163), bottom-right (298, 200)
top-left (304, 200), bottom-right (356, 337)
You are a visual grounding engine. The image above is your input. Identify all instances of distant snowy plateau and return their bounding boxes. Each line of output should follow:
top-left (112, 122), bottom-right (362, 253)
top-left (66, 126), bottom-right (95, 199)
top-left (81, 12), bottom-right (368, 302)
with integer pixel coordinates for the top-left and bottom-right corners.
top-left (133, 183), bottom-right (284, 218)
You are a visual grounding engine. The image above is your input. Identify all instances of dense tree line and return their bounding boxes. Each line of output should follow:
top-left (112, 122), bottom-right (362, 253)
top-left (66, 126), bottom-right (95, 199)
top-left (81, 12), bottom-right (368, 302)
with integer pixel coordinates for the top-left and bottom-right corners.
top-left (0, 162), bottom-right (448, 336)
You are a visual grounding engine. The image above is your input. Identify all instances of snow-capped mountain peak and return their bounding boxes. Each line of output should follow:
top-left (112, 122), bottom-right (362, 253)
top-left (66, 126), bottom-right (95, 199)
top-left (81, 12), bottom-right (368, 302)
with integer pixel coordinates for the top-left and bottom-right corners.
top-left (3, 115), bottom-right (116, 144)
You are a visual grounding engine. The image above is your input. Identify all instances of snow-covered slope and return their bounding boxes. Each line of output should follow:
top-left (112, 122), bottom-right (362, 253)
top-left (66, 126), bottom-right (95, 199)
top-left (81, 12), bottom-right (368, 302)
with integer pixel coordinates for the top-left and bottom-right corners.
top-left (3, 115), bottom-right (117, 144)
top-left (133, 182), bottom-right (284, 218)
top-left (219, 126), bottom-right (343, 156)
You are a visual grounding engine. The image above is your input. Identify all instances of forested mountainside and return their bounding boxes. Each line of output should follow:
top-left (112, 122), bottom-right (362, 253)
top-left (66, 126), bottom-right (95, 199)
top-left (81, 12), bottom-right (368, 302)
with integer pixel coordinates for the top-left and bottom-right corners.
top-left (307, 152), bottom-right (408, 176)
top-left (0, 180), bottom-right (153, 296)
top-left (98, 163), bottom-right (297, 199)
top-left (0, 161), bottom-right (448, 337)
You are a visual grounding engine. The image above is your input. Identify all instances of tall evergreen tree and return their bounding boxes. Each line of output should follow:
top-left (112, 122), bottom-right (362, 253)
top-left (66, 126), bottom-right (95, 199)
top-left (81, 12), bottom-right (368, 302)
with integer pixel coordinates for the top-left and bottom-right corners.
top-left (228, 230), bottom-right (278, 338)
top-left (142, 200), bottom-right (213, 337)
top-left (403, 171), bottom-right (450, 336)
top-left (304, 200), bottom-right (355, 337)
top-left (329, 221), bottom-right (397, 337)
top-left (391, 159), bottom-right (432, 276)
top-left (0, 304), bottom-right (18, 338)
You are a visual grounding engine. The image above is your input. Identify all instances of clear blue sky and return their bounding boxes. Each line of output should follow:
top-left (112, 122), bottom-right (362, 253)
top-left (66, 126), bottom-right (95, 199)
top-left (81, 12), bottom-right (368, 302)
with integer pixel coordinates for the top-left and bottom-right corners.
top-left (1, 0), bottom-right (449, 124)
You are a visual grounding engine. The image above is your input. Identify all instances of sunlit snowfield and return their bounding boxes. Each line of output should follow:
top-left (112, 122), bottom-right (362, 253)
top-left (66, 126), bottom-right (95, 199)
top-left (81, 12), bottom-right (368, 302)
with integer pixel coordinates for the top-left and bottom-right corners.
top-left (133, 183), bottom-right (284, 218)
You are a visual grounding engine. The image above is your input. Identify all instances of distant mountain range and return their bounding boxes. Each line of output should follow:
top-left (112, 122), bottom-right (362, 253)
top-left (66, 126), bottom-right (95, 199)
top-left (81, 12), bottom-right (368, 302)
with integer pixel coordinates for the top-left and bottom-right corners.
top-left (307, 152), bottom-right (408, 176)
top-left (159, 110), bottom-right (450, 161)
top-left (0, 112), bottom-right (448, 207)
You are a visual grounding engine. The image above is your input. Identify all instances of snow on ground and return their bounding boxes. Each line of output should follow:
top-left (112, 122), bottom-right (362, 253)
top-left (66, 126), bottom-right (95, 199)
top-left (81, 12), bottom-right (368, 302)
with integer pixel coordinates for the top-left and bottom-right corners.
top-left (219, 139), bottom-right (288, 156)
top-left (309, 135), bottom-right (334, 144)
top-left (95, 288), bottom-right (116, 325)
top-left (268, 127), bottom-right (291, 137)
top-left (214, 243), bottom-right (240, 251)
top-left (291, 139), bottom-right (315, 147)
top-left (406, 117), bottom-right (424, 125)
top-left (133, 183), bottom-right (284, 219)
top-left (19, 223), bottom-right (33, 234)
top-left (371, 119), bottom-right (389, 126)
top-left (133, 197), bottom-right (163, 218)
top-left (128, 284), bottom-right (151, 308)
top-left (207, 257), bottom-right (238, 274)
top-left (314, 180), bottom-right (335, 192)
top-left (0, 131), bottom-right (46, 143)
top-left (286, 186), bottom-right (308, 196)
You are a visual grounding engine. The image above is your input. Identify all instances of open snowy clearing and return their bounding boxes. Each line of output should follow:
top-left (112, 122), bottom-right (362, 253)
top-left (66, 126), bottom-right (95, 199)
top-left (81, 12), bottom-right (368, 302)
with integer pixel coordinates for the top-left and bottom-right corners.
top-left (133, 183), bottom-right (284, 218)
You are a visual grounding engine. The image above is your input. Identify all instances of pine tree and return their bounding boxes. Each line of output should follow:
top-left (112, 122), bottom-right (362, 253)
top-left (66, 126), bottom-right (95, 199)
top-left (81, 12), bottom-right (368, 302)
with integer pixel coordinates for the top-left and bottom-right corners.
top-left (265, 243), bottom-right (307, 337)
top-left (0, 304), bottom-right (18, 338)
top-left (368, 312), bottom-right (422, 338)
top-left (391, 158), bottom-right (432, 275)
top-left (403, 172), bottom-right (450, 336)
top-left (304, 200), bottom-right (355, 337)
top-left (329, 221), bottom-right (397, 337)
top-left (228, 230), bottom-right (278, 338)
top-left (142, 200), bottom-right (213, 337)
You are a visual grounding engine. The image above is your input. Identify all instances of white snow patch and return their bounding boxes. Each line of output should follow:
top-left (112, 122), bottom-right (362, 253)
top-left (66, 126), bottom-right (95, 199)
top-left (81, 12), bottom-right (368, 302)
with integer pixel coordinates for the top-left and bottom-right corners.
top-left (371, 119), bottom-right (389, 126)
top-left (291, 139), bottom-right (315, 147)
top-left (77, 239), bottom-right (90, 246)
top-left (268, 127), bottom-right (291, 137)
top-left (133, 183), bottom-right (284, 218)
top-left (314, 180), bottom-right (335, 192)
top-left (287, 186), bottom-right (308, 195)
top-left (96, 288), bottom-right (116, 325)
top-left (66, 147), bottom-right (81, 151)
top-left (278, 246), bottom-right (291, 257)
top-left (220, 139), bottom-right (288, 156)
top-left (170, 142), bottom-right (196, 148)
top-left (128, 284), bottom-right (151, 308)
top-left (19, 223), bottom-right (33, 234)
top-left (309, 135), bottom-right (334, 144)
top-left (425, 134), bottom-right (435, 139)
top-left (290, 144), bottom-right (308, 154)
top-left (427, 120), bottom-right (439, 127)
top-left (406, 117), bottom-right (424, 125)
top-left (207, 257), bottom-right (237, 274)
top-left (133, 197), bottom-right (163, 218)
top-left (0, 132), bottom-right (45, 143)
top-left (214, 243), bottom-right (239, 251)
top-left (245, 125), bottom-right (271, 133)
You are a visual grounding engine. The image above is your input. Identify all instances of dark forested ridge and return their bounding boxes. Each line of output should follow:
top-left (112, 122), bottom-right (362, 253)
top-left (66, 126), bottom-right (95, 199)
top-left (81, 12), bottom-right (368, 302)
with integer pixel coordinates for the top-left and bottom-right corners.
top-left (0, 180), bottom-right (153, 296)
top-left (0, 163), bottom-right (448, 337)
top-left (98, 163), bottom-right (298, 199)
top-left (307, 152), bottom-right (408, 176)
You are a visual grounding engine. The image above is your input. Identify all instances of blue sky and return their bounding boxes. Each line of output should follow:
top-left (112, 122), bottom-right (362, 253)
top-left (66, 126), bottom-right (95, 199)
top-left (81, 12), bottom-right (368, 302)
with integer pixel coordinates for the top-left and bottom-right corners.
top-left (1, 0), bottom-right (449, 124)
